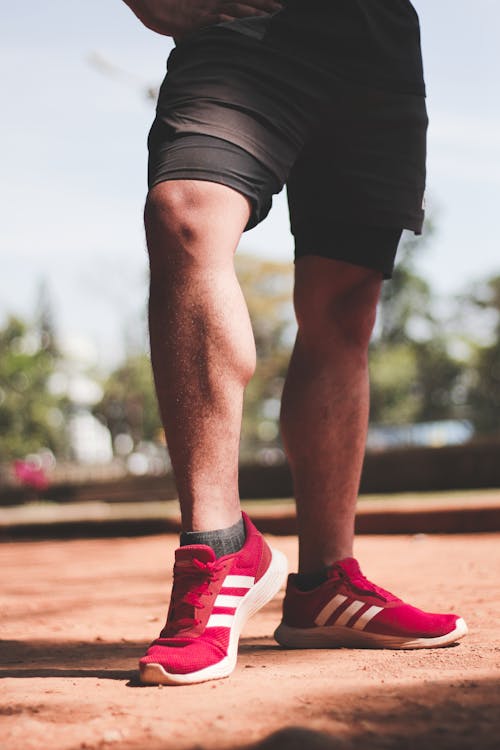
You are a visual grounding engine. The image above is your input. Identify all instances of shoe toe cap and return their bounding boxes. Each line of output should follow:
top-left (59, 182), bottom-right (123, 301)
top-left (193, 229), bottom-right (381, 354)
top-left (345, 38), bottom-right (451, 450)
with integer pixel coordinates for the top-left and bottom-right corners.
top-left (139, 638), bottom-right (226, 675)
top-left (369, 605), bottom-right (465, 639)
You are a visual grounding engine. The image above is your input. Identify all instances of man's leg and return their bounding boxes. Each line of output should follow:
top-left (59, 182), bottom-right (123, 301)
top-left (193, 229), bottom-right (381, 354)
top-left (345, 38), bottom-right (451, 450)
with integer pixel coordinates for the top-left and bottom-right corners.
top-left (145, 122), bottom-right (286, 536)
top-left (276, 254), bottom-right (467, 649)
top-left (280, 256), bottom-right (381, 575)
top-left (141, 178), bottom-right (287, 685)
top-left (145, 179), bottom-right (254, 532)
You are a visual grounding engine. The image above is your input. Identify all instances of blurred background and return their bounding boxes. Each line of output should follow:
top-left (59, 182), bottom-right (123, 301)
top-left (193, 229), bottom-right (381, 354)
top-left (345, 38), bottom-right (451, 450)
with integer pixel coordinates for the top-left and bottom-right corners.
top-left (1, 0), bottom-right (500, 499)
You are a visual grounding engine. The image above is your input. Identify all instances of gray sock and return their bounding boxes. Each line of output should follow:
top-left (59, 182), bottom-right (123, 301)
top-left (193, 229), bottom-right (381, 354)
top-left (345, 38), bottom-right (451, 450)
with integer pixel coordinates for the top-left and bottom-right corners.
top-left (180, 515), bottom-right (246, 558)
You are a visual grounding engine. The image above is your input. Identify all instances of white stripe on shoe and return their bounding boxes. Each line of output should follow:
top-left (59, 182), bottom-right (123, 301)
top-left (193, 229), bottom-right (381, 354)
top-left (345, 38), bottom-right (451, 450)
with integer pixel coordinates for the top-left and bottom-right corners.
top-left (314, 594), bottom-right (348, 626)
top-left (214, 594), bottom-right (245, 608)
top-left (315, 594), bottom-right (384, 630)
top-left (333, 600), bottom-right (366, 627)
top-left (206, 577), bottom-right (256, 628)
top-left (204, 575), bottom-right (256, 628)
top-left (206, 562), bottom-right (284, 630)
top-left (351, 605), bottom-right (384, 630)
top-left (206, 613), bottom-right (235, 628)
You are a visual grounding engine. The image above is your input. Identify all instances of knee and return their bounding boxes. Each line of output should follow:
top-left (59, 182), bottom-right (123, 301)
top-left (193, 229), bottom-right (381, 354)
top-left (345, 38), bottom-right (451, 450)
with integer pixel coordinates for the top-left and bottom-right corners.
top-left (294, 261), bottom-right (382, 353)
top-left (144, 182), bottom-right (207, 272)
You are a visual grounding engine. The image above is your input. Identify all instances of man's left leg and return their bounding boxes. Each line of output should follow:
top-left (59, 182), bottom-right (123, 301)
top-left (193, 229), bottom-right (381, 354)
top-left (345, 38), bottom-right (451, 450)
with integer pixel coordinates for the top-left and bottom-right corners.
top-left (281, 255), bottom-right (382, 574)
top-left (280, 257), bottom-right (379, 575)
top-left (276, 253), bottom-right (468, 649)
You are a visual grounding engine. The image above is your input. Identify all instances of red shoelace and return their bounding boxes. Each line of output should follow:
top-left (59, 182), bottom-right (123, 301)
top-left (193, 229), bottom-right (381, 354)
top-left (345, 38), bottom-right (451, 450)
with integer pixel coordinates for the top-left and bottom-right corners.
top-left (160, 557), bottom-right (227, 635)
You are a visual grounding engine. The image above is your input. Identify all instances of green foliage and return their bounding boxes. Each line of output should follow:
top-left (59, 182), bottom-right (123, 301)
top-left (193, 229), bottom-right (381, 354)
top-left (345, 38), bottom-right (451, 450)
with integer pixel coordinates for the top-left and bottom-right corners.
top-left (369, 344), bottom-right (420, 424)
top-left (0, 316), bottom-right (66, 461)
top-left (370, 225), bottom-right (466, 426)
top-left (94, 354), bottom-right (162, 446)
top-left (412, 340), bottom-right (465, 422)
top-left (369, 339), bottom-right (464, 426)
top-left (376, 225), bottom-right (434, 345)
top-left (35, 280), bottom-right (59, 358)
top-left (462, 275), bottom-right (500, 434)
top-left (467, 342), bottom-right (500, 432)
top-left (237, 255), bottom-right (294, 459)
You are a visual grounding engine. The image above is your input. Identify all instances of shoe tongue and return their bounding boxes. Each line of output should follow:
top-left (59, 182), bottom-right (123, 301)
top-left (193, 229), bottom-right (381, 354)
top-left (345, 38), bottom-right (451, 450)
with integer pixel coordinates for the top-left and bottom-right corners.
top-left (328, 557), bottom-right (362, 579)
top-left (174, 545), bottom-right (217, 564)
top-left (329, 557), bottom-right (396, 601)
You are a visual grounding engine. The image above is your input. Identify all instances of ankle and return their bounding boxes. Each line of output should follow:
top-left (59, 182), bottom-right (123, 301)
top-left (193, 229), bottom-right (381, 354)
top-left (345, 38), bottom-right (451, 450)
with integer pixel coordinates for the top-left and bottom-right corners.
top-left (294, 569), bottom-right (328, 591)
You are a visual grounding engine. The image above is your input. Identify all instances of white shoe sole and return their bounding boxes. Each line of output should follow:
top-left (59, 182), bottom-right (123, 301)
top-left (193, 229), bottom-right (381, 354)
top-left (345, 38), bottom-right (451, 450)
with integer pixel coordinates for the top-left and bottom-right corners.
top-left (140, 547), bottom-right (288, 685)
top-left (274, 616), bottom-right (468, 650)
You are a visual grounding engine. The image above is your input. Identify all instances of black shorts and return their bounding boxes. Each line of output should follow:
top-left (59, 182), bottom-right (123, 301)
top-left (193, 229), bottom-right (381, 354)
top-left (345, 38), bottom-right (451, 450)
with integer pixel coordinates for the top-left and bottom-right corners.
top-left (148, 18), bottom-right (427, 278)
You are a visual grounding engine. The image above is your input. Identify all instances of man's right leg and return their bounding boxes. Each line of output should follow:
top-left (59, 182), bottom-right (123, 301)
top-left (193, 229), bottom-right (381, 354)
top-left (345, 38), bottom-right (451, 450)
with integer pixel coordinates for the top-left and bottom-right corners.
top-left (145, 179), bottom-right (254, 532)
top-left (140, 178), bottom-right (288, 685)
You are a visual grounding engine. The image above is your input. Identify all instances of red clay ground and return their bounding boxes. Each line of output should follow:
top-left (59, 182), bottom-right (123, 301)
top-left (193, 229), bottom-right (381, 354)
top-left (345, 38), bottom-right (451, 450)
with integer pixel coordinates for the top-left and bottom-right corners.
top-left (1, 531), bottom-right (499, 750)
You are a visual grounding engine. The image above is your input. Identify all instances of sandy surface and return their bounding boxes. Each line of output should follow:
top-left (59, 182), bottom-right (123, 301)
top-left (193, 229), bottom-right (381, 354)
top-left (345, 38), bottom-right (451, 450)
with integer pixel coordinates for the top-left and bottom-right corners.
top-left (1, 531), bottom-right (499, 750)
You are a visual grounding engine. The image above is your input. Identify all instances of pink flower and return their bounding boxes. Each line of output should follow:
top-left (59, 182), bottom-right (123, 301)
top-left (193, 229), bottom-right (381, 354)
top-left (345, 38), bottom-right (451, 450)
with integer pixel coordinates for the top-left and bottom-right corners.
top-left (13, 460), bottom-right (50, 491)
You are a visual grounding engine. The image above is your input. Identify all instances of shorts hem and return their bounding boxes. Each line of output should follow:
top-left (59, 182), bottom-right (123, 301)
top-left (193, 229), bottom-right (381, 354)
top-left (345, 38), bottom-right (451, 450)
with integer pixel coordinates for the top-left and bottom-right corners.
top-left (293, 250), bottom-right (394, 280)
top-left (296, 210), bottom-right (425, 236)
top-left (157, 116), bottom-right (289, 186)
top-left (292, 221), bottom-right (405, 279)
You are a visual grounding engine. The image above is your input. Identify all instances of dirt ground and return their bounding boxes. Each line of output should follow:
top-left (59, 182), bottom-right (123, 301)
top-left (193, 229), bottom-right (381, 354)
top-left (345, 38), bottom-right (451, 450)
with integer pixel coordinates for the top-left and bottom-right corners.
top-left (1, 530), bottom-right (499, 750)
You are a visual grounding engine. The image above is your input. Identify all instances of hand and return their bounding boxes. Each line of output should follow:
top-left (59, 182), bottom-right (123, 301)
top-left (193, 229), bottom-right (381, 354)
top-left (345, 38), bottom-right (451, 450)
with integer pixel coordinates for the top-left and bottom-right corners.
top-left (122, 0), bottom-right (283, 38)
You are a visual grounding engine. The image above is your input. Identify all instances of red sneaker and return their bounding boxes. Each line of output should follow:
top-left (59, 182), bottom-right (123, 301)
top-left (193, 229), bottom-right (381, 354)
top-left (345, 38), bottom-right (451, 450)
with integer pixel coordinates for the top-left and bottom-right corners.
top-left (274, 558), bottom-right (467, 649)
top-left (139, 512), bottom-right (288, 684)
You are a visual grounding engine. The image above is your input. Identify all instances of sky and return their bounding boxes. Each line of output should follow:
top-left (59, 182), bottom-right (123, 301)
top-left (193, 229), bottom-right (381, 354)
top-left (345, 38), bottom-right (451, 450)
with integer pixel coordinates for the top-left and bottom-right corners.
top-left (1, 0), bottom-right (499, 367)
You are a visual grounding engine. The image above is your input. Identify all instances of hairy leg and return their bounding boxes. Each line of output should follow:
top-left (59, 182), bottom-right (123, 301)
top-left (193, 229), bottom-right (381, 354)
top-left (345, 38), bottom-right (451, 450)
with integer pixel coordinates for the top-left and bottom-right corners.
top-left (145, 180), bottom-right (254, 532)
top-left (280, 257), bottom-right (382, 573)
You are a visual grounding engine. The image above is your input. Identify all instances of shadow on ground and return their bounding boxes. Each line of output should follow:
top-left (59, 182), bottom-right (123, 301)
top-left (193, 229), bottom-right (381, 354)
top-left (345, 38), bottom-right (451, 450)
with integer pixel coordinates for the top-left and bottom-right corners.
top-left (2, 638), bottom-right (499, 749)
top-left (204, 675), bottom-right (500, 750)
top-left (0, 639), bottom-right (143, 681)
top-left (0, 635), bottom-right (281, 682)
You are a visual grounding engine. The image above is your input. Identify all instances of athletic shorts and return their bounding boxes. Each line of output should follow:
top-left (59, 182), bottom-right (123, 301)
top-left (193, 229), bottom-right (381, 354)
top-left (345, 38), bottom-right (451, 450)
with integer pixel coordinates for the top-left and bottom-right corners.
top-left (147, 19), bottom-right (428, 278)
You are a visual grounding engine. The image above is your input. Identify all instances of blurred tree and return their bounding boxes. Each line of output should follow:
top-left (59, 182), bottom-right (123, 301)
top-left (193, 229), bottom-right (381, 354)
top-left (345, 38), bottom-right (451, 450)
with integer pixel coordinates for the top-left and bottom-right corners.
top-left (468, 342), bottom-right (500, 433)
top-left (35, 279), bottom-right (59, 357)
top-left (412, 339), bottom-right (465, 422)
top-left (376, 226), bottom-right (435, 345)
top-left (94, 354), bottom-right (161, 448)
top-left (369, 338), bottom-right (464, 426)
top-left (369, 344), bottom-right (420, 424)
top-left (236, 254), bottom-right (294, 460)
top-left (370, 225), bottom-right (465, 427)
top-left (462, 275), bottom-right (500, 434)
top-left (0, 316), bottom-right (66, 461)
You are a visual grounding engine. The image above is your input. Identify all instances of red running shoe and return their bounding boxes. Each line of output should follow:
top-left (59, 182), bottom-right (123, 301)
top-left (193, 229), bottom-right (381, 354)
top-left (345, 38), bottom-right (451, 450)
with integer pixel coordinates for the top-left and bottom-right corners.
top-left (139, 512), bottom-right (287, 685)
top-left (274, 558), bottom-right (467, 650)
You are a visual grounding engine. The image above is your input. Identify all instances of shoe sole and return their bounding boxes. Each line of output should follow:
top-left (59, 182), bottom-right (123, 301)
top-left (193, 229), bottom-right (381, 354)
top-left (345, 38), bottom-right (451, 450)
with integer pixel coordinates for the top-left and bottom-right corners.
top-left (139, 547), bottom-right (288, 685)
top-left (274, 616), bottom-right (468, 650)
